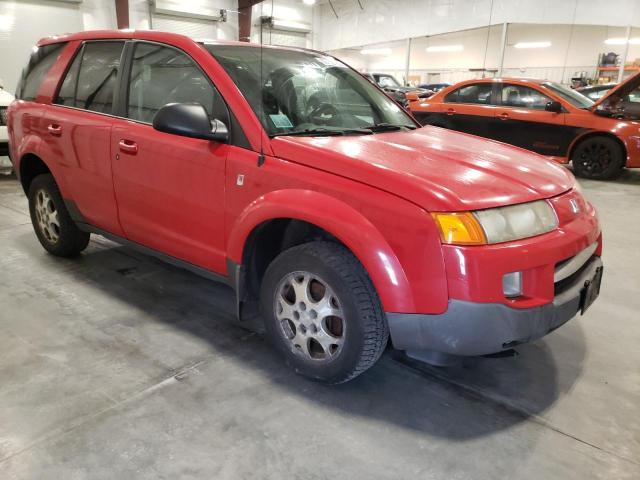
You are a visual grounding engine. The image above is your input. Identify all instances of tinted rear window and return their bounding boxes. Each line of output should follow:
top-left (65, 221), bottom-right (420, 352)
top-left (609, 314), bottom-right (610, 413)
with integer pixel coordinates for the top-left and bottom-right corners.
top-left (55, 41), bottom-right (124, 114)
top-left (17, 43), bottom-right (66, 101)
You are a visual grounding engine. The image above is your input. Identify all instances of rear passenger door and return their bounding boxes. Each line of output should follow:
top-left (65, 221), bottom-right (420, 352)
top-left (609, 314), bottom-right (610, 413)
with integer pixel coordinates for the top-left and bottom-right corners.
top-left (492, 83), bottom-right (568, 156)
top-left (110, 41), bottom-right (229, 273)
top-left (46, 41), bottom-right (126, 235)
top-left (437, 82), bottom-right (497, 138)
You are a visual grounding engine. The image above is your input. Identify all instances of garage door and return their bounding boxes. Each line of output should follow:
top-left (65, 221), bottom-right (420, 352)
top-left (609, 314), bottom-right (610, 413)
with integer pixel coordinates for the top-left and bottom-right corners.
top-left (261, 29), bottom-right (308, 48)
top-left (151, 13), bottom-right (218, 39)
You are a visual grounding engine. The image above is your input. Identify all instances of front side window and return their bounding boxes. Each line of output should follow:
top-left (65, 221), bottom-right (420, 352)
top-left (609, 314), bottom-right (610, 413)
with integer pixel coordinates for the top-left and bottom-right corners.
top-left (445, 83), bottom-right (493, 105)
top-left (17, 43), bottom-right (66, 101)
top-left (500, 84), bottom-right (552, 110)
top-left (55, 41), bottom-right (124, 113)
top-left (127, 42), bottom-right (226, 124)
top-left (206, 45), bottom-right (415, 136)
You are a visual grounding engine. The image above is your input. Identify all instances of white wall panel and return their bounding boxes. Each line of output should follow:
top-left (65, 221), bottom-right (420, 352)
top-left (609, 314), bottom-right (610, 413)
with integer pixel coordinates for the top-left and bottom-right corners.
top-left (313, 0), bottom-right (640, 52)
top-left (0, 0), bottom-right (82, 93)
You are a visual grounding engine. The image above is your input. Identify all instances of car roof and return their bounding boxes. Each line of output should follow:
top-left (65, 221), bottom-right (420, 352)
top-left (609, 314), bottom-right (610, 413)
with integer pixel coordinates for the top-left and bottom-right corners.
top-left (36, 29), bottom-right (320, 55)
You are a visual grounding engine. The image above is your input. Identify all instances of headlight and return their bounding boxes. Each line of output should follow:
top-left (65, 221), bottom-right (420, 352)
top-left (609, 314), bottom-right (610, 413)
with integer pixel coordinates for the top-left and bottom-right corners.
top-left (432, 200), bottom-right (558, 245)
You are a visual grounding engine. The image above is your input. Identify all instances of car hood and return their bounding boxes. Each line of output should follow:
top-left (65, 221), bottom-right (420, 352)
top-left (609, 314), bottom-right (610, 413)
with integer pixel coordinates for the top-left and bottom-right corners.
top-left (270, 127), bottom-right (574, 212)
top-left (0, 89), bottom-right (14, 106)
top-left (592, 72), bottom-right (640, 110)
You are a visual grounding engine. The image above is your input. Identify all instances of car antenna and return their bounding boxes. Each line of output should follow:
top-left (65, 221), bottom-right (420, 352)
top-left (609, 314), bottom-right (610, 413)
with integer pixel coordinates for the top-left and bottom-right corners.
top-left (257, 3), bottom-right (267, 167)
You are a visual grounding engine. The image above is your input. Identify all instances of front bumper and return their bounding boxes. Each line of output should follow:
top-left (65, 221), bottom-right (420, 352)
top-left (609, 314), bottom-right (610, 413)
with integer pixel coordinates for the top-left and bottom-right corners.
top-left (387, 256), bottom-right (602, 356)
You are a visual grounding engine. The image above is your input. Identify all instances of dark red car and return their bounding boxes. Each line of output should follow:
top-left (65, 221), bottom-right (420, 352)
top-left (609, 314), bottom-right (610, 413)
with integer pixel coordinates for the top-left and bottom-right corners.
top-left (8, 31), bottom-right (603, 382)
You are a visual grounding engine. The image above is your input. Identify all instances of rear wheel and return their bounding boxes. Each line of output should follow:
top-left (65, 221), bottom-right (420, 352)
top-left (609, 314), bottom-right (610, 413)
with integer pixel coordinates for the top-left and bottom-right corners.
top-left (571, 136), bottom-right (624, 180)
top-left (28, 174), bottom-right (90, 257)
top-left (260, 241), bottom-right (388, 384)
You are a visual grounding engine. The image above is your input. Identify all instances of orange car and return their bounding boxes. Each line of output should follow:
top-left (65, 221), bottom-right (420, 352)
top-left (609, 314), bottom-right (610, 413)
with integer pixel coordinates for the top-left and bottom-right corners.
top-left (408, 75), bottom-right (640, 179)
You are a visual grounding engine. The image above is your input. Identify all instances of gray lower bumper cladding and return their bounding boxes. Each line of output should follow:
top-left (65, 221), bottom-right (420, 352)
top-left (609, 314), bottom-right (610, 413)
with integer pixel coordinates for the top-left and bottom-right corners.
top-left (386, 256), bottom-right (603, 357)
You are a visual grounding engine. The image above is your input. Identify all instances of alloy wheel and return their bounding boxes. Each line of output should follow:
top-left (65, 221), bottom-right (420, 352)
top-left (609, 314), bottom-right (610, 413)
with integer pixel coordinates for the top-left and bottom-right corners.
top-left (34, 189), bottom-right (60, 244)
top-left (577, 142), bottom-right (612, 176)
top-left (274, 271), bottom-right (345, 362)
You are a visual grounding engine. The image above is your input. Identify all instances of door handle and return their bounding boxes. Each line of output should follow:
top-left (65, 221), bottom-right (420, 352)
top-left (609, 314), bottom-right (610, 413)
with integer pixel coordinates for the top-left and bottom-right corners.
top-left (47, 124), bottom-right (62, 136)
top-left (445, 108), bottom-right (455, 115)
top-left (497, 112), bottom-right (509, 120)
top-left (118, 139), bottom-right (138, 154)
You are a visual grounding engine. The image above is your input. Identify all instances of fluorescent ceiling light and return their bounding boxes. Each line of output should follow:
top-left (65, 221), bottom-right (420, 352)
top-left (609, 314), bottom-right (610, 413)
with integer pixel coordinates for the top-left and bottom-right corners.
top-left (605, 37), bottom-right (640, 45)
top-left (426, 45), bottom-right (464, 53)
top-left (360, 48), bottom-right (392, 55)
top-left (303, 0), bottom-right (317, 4)
top-left (514, 41), bottom-right (552, 49)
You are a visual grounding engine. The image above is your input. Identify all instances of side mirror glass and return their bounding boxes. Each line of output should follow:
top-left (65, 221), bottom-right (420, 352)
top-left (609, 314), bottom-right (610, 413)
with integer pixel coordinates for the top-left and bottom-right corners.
top-left (153, 103), bottom-right (229, 143)
top-left (545, 100), bottom-right (563, 113)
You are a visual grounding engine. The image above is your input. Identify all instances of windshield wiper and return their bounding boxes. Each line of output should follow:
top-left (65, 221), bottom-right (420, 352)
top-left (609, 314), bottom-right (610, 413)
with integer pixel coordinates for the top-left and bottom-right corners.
top-left (272, 127), bottom-right (373, 137)
top-left (365, 123), bottom-right (417, 132)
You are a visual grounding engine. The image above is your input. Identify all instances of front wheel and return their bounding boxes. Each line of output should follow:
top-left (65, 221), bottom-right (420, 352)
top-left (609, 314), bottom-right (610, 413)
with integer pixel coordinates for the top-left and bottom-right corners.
top-left (28, 174), bottom-right (90, 257)
top-left (571, 136), bottom-right (624, 180)
top-left (260, 241), bottom-right (388, 384)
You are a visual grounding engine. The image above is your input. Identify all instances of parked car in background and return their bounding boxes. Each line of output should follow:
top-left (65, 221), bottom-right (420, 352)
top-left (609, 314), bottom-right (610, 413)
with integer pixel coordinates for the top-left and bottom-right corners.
top-left (0, 80), bottom-right (14, 175)
top-left (418, 82), bottom-right (450, 92)
top-left (577, 83), bottom-right (640, 120)
top-left (409, 75), bottom-right (640, 179)
top-left (364, 72), bottom-right (432, 107)
top-left (9, 31), bottom-right (603, 383)
top-left (576, 83), bottom-right (616, 101)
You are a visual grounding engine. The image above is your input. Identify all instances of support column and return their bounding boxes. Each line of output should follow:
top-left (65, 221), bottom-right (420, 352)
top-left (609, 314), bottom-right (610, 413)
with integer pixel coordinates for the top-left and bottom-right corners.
top-left (404, 38), bottom-right (412, 86)
top-left (239, 0), bottom-right (264, 42)
top-left (497, 22), bottom-right (507, 77)
top-left (115, 0), bottom-right (129, 29)
top-left (618, 25), bottom-right (632, 83)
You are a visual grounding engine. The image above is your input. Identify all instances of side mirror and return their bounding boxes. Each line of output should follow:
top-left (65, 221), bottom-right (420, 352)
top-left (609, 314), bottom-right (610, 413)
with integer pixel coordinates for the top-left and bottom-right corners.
top-left (153, 103), bottom-right (229, 143)
top-left (545, 101), bottom-right (563, 113)
top-left (405, 92), bottom-right (420, 102)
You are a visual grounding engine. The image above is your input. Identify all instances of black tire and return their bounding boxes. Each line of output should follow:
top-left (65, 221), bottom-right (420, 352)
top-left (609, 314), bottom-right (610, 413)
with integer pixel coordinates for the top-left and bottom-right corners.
top-left (260, 241), bottom-right (389, 384)
top-left (571, 136), bottom-right (625, 180)
top-left (28, 174), bottom-right (90, 257)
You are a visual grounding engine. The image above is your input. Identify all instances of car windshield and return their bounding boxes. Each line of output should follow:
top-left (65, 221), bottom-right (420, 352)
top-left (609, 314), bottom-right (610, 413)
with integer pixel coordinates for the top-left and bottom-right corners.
top-left (543, 82), bottom-right (594, 109)
top-left (205, 44), bottom-right (415, 137)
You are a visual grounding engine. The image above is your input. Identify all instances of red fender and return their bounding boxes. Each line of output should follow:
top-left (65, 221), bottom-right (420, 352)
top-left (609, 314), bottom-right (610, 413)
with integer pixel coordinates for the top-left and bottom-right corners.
top-left (226, 189), bottom-right (415, 312)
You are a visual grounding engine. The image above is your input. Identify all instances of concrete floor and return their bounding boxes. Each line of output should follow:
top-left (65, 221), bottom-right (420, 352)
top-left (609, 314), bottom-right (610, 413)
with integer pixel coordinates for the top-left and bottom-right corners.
top-left (0, 171), bottom-right (638, 480)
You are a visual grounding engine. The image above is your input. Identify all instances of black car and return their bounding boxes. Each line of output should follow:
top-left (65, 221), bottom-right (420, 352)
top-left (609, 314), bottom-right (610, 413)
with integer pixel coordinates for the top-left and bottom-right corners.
top-left (364, 73), bottom-right (431, 107)
top-left (578, 83), bottom-right (640, 119)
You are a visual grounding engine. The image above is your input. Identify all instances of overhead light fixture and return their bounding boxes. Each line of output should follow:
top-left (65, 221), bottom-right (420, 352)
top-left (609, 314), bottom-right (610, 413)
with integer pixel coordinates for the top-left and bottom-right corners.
top-left (513, 41), bottom-right (552, 49)
top-left (604, 37), bottom-right (640, 45)
top-left (303, 0), bottom-right (317, 4)
top-left (360, 48), bottom-right (392, 55)
top-left (426, 45), bottom-right (464, 53)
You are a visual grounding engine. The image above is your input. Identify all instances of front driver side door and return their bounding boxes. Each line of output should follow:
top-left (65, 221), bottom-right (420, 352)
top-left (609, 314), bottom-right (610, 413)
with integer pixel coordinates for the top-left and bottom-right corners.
top-left (492, 83), bottom-right (570, 157)
top-left (111, 41), bottom-right (229, 273)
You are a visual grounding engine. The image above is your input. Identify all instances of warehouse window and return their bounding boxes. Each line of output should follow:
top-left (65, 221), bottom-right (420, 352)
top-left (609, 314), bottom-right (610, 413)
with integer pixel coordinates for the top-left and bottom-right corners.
top-left (501, 84), bottom-right (551, 110)
top-left (16, 43), bottom-right (66, 101)
top-left (126, 42), bottom-right (226, 124)
top-left (445, 83), bottom-right (493, 105)
top-left (55, 41), bottom-right (124, 114)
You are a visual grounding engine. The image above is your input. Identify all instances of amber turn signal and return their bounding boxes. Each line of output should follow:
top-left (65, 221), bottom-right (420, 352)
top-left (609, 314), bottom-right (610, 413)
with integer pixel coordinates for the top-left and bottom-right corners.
top-left (431, 212), bottom-right (487, 245)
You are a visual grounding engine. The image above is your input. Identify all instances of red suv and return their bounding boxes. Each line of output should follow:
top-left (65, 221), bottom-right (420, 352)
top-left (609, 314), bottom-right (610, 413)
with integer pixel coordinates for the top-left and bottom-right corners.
top-left (8, 31), bottom-right (603, 383)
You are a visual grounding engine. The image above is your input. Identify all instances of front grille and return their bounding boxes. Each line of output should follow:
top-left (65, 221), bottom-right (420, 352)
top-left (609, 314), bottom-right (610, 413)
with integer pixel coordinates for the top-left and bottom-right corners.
top-left (554, 255), bottom-right (595, 295)
top-left (0, 107), bottom-right (7, 126)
